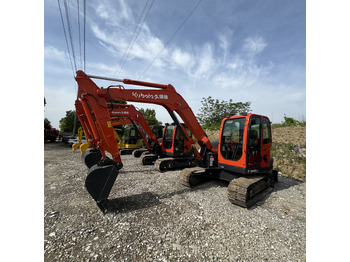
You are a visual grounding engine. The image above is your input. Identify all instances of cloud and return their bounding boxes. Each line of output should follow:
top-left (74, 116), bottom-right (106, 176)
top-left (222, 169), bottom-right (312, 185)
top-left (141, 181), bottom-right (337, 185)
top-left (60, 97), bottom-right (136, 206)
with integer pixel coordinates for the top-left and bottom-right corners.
top-left (89, 1), bottom-right (276, 102)
top-left (90, 11), bottom-right (165, 72)
top-left (243, 36), bottom-right (267, 56)
top-left (128, 32), bottom-right (165, 62)
top-left (44, 45), bottom-right (68, 63)
top-left (171, 48), bottom-right (194, 72)
top-left (192, 43), bottom-right (216, 79)
top-left (169, 43), bottom-right (217, 81)
top-left (217, 28), bottom-right (233, 62)
top-left (95, 0), bottom-right (133, 26)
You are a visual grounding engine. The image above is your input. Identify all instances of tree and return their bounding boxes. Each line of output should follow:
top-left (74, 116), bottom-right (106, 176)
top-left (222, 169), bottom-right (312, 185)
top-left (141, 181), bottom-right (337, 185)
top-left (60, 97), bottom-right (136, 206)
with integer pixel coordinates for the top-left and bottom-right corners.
top-left (59, 110), bottom-right (82, 134)
top-left (139, 108), bottom-right (162, 125)
top-left (44, 118), bottom-right (51, 129)
top-left (197, 96), bottom-right (251, 130)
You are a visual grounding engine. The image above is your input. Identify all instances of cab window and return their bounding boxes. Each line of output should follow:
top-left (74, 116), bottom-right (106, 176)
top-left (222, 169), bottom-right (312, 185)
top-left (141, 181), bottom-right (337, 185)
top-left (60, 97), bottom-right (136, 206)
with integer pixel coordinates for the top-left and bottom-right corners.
top-left (220, 118), bottom-right (245, 161)
top-left (262, 117), bottom-right (272, 144)
top-left (163, 125), bottom-right (174, 149)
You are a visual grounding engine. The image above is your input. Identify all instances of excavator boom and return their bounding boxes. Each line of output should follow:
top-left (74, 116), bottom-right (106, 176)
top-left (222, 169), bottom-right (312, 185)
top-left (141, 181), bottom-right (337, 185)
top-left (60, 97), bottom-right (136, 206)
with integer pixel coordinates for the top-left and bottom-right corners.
top-left (76, 71), bottom-right (212, 158)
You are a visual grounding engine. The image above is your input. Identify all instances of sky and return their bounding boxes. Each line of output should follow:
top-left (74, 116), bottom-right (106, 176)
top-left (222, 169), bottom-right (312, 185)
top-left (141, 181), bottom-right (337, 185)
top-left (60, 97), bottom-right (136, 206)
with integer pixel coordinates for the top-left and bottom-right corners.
top-left (44, 0), bottom-right (306, 129)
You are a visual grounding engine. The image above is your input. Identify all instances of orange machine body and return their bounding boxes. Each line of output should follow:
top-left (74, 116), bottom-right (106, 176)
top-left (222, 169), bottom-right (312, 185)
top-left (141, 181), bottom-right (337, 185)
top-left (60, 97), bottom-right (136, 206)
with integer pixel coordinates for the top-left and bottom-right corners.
top-left (217, 114), bottom-right (273, 175)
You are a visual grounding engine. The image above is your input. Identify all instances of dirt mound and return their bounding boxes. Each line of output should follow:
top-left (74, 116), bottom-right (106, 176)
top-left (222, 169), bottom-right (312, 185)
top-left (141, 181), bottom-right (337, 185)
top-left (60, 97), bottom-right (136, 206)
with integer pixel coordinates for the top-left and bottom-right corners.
top-left (272, 126), bottom-right (306, 181)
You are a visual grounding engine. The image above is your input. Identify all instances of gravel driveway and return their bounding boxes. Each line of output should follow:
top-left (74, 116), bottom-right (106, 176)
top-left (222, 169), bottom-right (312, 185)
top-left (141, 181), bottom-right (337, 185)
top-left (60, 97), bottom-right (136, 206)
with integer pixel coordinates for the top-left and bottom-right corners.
top-left (44, 142), bottom-right (306, 261)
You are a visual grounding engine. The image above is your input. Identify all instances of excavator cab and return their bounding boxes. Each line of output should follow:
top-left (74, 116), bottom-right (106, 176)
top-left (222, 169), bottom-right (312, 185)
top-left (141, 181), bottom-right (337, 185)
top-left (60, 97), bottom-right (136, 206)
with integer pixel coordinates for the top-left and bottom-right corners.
top-left (218, 114), bottom-right (273, 175)
top-left (151, 125), bottom-right (164, 141)
top-left (140, 123), bottom-right (196, 170)
top-left (112, 126), bottom-right (143, 155)
top-left (161, 123), bottom-right (193, 157)
top-left (123, 126), bottom-right (142, 146)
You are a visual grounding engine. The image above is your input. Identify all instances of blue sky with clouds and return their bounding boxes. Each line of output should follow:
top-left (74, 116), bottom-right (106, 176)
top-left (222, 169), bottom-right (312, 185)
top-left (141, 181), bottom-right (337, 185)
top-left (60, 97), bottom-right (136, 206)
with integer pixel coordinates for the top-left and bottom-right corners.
top-left (45, 0), bottom-right (306, 129)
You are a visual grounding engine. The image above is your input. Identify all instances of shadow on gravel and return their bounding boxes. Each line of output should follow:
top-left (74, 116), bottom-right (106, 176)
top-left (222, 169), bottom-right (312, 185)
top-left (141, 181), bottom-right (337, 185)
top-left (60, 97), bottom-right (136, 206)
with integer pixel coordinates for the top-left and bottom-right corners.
top-left (248, 175), bottom-right (304, 210)
top-left (106, 175), bottom-right (303, 214)
top-left (274, 175), bottom-right (303, 191)
top-left (106, 180), bottom-right (227, 214)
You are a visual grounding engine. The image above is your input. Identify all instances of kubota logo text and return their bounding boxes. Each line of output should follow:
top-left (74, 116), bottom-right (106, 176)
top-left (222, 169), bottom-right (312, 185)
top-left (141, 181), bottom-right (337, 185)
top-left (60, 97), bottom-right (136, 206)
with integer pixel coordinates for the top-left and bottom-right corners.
top-left (132, 92), bottom-right (168, 100)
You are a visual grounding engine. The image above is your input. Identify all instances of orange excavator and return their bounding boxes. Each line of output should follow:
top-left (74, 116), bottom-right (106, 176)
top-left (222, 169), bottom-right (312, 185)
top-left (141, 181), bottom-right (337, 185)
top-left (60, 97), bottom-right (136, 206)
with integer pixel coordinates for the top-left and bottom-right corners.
top-left (75, 100), bottom-right (162, 167)
top-left (140, 122), bottom-right (198, 171)
top-left (108, 103), bottom-right (163, 156)
top-left (75, 71), bottom-right (277, 212)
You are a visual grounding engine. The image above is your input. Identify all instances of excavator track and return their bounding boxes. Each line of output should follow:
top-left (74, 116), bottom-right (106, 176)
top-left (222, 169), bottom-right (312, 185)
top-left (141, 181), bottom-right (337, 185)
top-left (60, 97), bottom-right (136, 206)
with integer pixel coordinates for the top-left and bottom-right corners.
top-left (155, 157), bottom-right (197, 172)
top-left (119, 149), bottom-right (135, 155)
top-left (179, 167), bottom-right (208, 187)
top-left (140, 153), bottom-right (158, 165)
top-left (132, 149), bottom-right (149, 158)
top-left (227, 174), bottom-right (275, 208)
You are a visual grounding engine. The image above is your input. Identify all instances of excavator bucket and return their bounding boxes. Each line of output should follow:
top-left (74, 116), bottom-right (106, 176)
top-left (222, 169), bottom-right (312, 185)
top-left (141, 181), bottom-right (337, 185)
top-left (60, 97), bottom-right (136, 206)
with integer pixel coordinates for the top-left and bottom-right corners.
top-left (72, 142), bottom-right (80, 152)
top-left (85, 164), bottom-right (119, 213)
top-left (82, 149), bottom-right (102, 168)
top-left (80, 142), bottom-right (91, 155)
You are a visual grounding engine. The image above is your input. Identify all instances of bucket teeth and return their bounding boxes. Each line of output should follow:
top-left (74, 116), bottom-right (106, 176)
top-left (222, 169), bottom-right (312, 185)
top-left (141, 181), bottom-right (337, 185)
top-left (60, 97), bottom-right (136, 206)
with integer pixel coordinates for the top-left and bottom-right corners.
top-left (85, 163), bottom-right (119, 213)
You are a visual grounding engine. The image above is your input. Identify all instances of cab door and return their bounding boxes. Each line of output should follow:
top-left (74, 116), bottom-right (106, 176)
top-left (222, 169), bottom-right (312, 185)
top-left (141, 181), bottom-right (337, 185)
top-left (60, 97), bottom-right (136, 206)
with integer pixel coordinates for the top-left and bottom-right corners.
top-left (247, 115), bottom-right (261, 167)
top-left (162, 124), bottom-right (175, 153)
top-left (260, 117), bottom-right (272, 168)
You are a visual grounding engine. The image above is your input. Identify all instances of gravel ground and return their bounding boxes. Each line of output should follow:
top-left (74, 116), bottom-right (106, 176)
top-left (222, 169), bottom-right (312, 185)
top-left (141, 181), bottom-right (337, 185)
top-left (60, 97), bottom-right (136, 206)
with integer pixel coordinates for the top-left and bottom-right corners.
top-left (44, 142), bottom-right (306, 261)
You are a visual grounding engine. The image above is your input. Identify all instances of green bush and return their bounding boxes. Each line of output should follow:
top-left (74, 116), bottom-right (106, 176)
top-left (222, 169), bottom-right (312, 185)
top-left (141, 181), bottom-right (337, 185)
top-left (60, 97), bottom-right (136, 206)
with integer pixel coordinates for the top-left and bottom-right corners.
top-left (272, 115), bottom-right (306, 128)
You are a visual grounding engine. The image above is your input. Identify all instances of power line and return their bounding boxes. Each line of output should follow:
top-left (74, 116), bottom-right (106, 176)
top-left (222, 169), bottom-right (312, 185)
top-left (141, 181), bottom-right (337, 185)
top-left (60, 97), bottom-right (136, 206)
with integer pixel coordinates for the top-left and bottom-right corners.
top-left (77, 0), bottom-right (82, 69)
top-left (83, 0), bottom-right (86, 71)
top-left (57, 0), bottom-right (75, 77)
top-left (141, 0), bottom-right (203, 77)
top-left (63, 0), bottom-right (77, 71)
top-left (115, 0), bottom-right (155, 78)
top-left (57, 0), bottom-right (79, 135)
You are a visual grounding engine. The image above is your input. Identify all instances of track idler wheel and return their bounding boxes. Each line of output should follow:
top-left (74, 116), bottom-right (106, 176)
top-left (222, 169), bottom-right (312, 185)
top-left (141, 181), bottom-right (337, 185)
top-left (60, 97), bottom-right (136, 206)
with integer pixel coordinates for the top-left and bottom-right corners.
top-left (82, 149), bottom-right (102, 168)
top-left (85, 158), bottom-right (123, 214)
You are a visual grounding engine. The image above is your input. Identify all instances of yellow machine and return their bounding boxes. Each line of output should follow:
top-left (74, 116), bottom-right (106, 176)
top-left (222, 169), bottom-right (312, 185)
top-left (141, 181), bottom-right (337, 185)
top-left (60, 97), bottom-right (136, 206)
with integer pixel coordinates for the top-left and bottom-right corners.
top-left (114, 126), bottom-right (143, 155)
top-left (71, 127), bottom-right (91, 154)
top-left (75, 126), bottom-right (143, 155)
top-left (72, 127), bottom-right (89, 152)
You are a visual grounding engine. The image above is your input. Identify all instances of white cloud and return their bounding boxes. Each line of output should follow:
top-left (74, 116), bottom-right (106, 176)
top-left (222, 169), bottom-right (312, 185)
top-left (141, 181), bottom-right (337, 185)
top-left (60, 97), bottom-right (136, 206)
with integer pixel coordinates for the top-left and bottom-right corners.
top-left (218, 29), bottom-right (233, 62)
top-left (96, 3), bottom-right (109, 19)
top-left (243, 36), bottom-right (267, 56)
top-left (171, 48), bottom-right (194, 73)
top-left (90, 15), bottom-right (165, 71)
top-left (87, 2), bottom-right (302, 125)
top-left (129, 33), bottom-right (165, 62)
top-left (193, 43), bottom-right (216, 79)
top-left (44, 45), bottom-right (67, 63)
top-left (95, 0), bottom-right (133, 26)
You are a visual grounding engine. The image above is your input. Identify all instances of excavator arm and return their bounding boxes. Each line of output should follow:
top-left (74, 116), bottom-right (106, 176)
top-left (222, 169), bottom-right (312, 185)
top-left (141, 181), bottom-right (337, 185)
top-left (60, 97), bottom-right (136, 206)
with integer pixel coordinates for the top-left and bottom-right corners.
top-left (76, 70), bottom-right (212, 163)
top-left (109, 103), bottom-right (159, 147)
